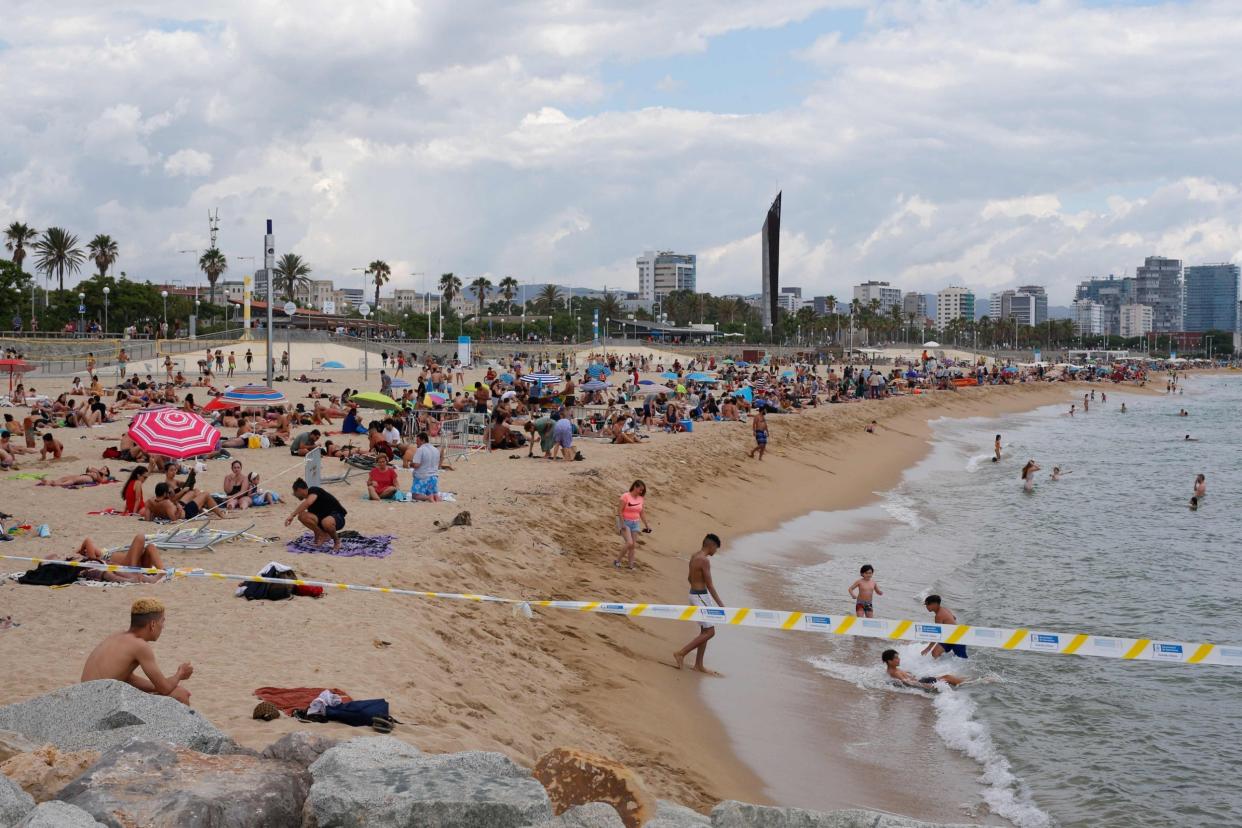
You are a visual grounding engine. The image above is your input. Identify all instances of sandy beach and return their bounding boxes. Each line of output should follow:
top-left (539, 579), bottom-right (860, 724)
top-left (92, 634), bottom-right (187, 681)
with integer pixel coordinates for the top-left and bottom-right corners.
top-left (0, 350), bottom-right (1125, 817)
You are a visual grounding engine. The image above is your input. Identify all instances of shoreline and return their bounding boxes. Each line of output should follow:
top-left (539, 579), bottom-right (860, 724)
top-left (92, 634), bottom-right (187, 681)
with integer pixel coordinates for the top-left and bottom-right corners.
top-left (0, 366), bottom-right (1163, 820)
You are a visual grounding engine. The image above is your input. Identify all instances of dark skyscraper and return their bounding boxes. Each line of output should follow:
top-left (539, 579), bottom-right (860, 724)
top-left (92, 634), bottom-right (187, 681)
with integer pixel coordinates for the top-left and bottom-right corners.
top-left (761, 192), bottom-right (781, 332)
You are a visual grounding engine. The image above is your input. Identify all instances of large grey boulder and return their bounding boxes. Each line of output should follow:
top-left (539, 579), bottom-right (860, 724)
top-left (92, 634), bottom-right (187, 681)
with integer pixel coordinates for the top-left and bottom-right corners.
top-left (15, 801), bottom-right (102, 828)
top-left (646, 800), bottom-right (711, 827)
top-left (530, 802), bottom-right (625, 827)
top-left (0, 682), bottom-right (236, 755)
top-left (307, 736), bottom-right (552, 828)
top-left (710, 802), bottom-right (976, 828)
top-left (261, 731), bottom-right (339, 769)
top-left (56, 740), bottom-right (307, 828)
top-left (0, 773), bottom-right (35, 828)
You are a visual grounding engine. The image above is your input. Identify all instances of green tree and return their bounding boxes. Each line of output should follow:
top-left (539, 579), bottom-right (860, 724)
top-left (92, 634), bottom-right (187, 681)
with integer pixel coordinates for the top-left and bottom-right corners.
top-left (198, 248), bottom-right (228, 306)
top-left (0, 260), bottom-right (34, 326)
top-left (368, 259), bottom-right (391, 309)
top-left (537, 283), bottom-right (562, 313)
top-left (34, 227), bottom-right (85, 292)
top-left (273, 253), bottom-right (312, 302)
top-left (4, 222), bottom-right (38, 271)
top-left (470, 276), bottom-right (492, 318)
top-left (599, 292), bottom-right (622, 323)
top-left (86, 234), bottom-right (119, 277)
top-left (438, 272), bottom-right (462, 311)
top-left (498, 276), bottom-right (518, 313)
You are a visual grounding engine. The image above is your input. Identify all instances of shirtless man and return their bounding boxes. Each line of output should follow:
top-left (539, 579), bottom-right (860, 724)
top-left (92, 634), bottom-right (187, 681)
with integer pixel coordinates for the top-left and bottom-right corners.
top-left (80, 599), bottom-right (193, 704)
top-left (848, 564), bottom-right (883, 618)
top-left (749, 408), bottom-right (768, 460)
top-left (882, 649), bottom-right (966, 690)
top-left (993, 434), bottom-right (1002, 463)
top-left (142, 482), bottom-right (216, 521)
top-left (673, 533), bottom-right (724, 674)
top-left (921, 595), bottom-right (968, 659)
top-left (1194, 474), bottom-right (1206, 498)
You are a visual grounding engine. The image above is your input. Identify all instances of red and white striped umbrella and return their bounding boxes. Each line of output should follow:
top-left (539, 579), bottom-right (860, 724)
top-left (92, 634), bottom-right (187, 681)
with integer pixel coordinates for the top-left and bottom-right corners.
top-left (128, 407), bottom-right (221, 459)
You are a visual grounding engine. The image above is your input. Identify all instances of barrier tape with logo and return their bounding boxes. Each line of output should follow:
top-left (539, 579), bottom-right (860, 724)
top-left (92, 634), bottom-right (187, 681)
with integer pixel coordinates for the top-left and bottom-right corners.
top-left (2, 554), bottom-right (1238, 668)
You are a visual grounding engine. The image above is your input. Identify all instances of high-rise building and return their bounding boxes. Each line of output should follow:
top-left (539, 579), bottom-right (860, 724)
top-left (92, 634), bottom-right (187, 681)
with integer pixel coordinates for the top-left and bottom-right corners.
top-left (1134, 256), bottom-right (1182, 332)
top-left (1075, 274), bottom-right (1134, 335)
top-left (902, 291), bottom-right (928, 321)
top-left (853, 281), bottom-right (902, 313)
top-left (777, 287), bottom-right (802, 314)
top-left (1183, 263), bottom-right (1240, 332)
top-left (989, 285), bottom-right (1048, 326)
top-left (936, 287), bottom-right (975, 330)
top-left (1119, 304), bottom-right (1154, 338)
top-left (761, 193), bottom-right (781, 331)
top-left (636, 251), bottom-right (697, 303)
top-left (811, 296), bottom-right (837, 316)
top-left (1072, 299), bottom-right (1104, 336)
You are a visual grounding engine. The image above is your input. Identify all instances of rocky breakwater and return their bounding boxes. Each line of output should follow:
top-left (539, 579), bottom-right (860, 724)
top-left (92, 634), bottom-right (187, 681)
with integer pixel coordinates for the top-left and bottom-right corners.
top-left (0, 681), bottom-right (976, 827)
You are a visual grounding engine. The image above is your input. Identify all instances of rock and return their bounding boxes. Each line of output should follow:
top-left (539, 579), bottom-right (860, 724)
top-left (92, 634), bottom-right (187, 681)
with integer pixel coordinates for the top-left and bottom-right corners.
top-left (0, 681), bottom-right (236, 755)
top-left (14, 801), bottom-right (102, 828)
top-left (709, 802), bottom-right (977, 828)
top-left (0, 772), bottom-right (35, 828)
top-left (529, 801), bottom-right (625, 828)
top-left (307, 736), bottom-right (551, 828)
top-left (0, 732), bottom-right (37, 765)
top-left (56, 740), bottom-right (307, 828)
top-left (260, 731), bottom-right (339, 769)
top-left (532, 748), bottom-right (655, 828)
top-left (0, 746), bottom-right (99, 802)
top-left (646, 800), bottom-right (711, 827)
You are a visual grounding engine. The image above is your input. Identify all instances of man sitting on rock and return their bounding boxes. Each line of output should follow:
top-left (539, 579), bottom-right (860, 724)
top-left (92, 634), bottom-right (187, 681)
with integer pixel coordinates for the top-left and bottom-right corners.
top-left (80, 598), bottom-right (193, 705)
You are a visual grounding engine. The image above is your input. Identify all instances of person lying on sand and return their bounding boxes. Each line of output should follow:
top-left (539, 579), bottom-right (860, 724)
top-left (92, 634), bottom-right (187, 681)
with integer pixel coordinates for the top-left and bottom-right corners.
top-left (81, 598), bottom-right (193, 705)
top-left (75, 534), bottom-right (166, 574)
top-left (882, 649), bottom-right (966, 690)
top-left (37, 466), bottom-right (112, 487)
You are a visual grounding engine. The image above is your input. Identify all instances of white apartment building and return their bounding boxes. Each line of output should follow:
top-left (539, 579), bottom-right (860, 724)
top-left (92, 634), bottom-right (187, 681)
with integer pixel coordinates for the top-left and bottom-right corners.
top-left (777, 287), bottom-right (802, 314)
top-left (853, 281), bottom-right (902, 313)
top-left (1119, 303), bottom-right (1154, 338)
top-left (636, 251), bottom-right (697, 302)
top-left (1073, 299), bottom-right (1105, 336)
top-left (935, 287), bottom-right (975, 330)
top-left (295, 279), bottom-right (337, 311)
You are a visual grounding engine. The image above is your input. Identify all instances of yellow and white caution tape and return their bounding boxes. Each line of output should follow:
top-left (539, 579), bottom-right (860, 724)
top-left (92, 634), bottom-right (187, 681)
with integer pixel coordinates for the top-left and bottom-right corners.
top-left (2, 554), bottom-right (1238, 668)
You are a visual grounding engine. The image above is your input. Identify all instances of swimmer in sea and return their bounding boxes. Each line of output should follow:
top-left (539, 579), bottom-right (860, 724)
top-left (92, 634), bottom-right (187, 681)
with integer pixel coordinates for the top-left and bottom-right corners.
top-left (1068, 404), bottom-right (1075, 417)
top-left (993, 434), bottom-right (1002, 462)
top-left (1194, 474), bottom-right (1206, 498)
top-left (1179, 409), bottom-right (1189, 417)
top-left (1050, 466), bottom-right (1070, 481)
top-left (882, 649), bottom-right (966, 689)
top-left (1189, 496), bottom-right (1199, 511)
top-left (1120, 402), bottom-right (1127, 413)
top-left (1021, 459), bottom-right (1040, 492)
top-left (1184, 434), bottom-right (1197, 441)
top-left (848, 564), bottom-right (883, 618)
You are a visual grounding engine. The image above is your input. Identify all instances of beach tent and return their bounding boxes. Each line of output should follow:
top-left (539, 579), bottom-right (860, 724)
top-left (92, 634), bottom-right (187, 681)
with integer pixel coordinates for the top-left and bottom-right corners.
top-left (923, 341), bottom-right (941, 348)
top-left (321, 361), bottom-right (345, 369)
top-left (733, 386), bottom-right (754, 402)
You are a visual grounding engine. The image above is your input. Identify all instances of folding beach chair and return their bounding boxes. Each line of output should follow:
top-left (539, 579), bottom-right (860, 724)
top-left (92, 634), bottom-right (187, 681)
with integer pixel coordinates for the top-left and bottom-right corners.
top-left (145, 521), bottom-right (256, 552)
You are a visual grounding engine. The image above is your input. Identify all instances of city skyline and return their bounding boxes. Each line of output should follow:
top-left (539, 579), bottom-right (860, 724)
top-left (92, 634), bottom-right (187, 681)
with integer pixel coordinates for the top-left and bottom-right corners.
top-left (5, 2), bottom-right (1242, 305)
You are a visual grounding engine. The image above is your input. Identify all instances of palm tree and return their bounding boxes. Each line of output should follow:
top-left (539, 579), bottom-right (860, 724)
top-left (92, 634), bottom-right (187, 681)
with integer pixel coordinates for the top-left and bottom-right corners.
top-left (198, 248), bottom-right (228, 305)
top-left (4, 222), bottom-right (38, 271)
top-left (273, 253), bottom-right (312, 302)
top-left (33, 227), bottom-right (85, 292)
top-left (498, 276), bottom-right (519, 314)
top-left (599, 292), bottom-right (622, 323)
top-left (368, 260), bottom-right (391, 309)
top-left (438, 272), bottom-right (462, 312)
top-left (470, 276), bottom-right (492, 318)
top-left (86, 234), bottom-right (119, 277)
top-left (537, 284), bottom-right (562, 314)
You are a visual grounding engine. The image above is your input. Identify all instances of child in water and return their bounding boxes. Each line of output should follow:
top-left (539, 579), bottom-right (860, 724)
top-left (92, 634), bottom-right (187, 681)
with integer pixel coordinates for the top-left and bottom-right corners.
top-left (848, 565), bottom-right (883, 618)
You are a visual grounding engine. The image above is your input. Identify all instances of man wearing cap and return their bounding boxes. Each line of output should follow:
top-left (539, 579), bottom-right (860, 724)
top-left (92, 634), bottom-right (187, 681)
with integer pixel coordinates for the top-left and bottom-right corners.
top-left (81, 599), bottom-right (193, 704)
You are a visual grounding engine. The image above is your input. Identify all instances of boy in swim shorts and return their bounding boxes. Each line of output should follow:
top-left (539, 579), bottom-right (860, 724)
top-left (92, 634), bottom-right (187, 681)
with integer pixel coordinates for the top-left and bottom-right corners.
top-left (882, 649), bottom-right (965, 689)
top-left (674, 533), bottom-right (724, 673)
top-left (848, 564), bottom-right (883, 617)
top-left (921, 595), bottom-right (968, 659)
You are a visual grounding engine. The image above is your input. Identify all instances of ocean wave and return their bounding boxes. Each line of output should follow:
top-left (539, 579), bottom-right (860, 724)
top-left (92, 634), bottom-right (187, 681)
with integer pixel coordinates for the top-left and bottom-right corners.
top-left (966, 452), bottom-right (994, 472)
top-left (879, 491), bottom-right (921, 529)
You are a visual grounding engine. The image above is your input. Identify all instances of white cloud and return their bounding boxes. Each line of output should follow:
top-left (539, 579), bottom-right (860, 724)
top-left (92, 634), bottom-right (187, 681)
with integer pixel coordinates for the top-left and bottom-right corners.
top-left (164, 149), bottom-right (213, 177)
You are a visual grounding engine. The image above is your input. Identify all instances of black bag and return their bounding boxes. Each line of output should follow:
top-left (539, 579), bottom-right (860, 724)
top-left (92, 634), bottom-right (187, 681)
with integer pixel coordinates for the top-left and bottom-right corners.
top-left (324, 698), bottom-right (391, 727)
top-left (18, 563), bottom-right (82, 587)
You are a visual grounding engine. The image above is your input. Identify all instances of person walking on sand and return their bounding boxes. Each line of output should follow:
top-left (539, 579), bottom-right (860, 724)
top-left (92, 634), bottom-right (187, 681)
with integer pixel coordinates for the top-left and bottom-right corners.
top-left (245, 348), bottom-right (253, 373)
top-left (674, 533), bottom-right (724, 674)
top-left (615, 480), bottom-right (651, 570)
top-left (80, 599), bottom-right (193, 705)
top-left (749, 407), bottom-right (768, 461)
top-left (227, 351), bottom-right (236, 377)
top-left (1021, 459), bottom-right (1040, 493)
top-left (849, 564), bottom-right (883, 618)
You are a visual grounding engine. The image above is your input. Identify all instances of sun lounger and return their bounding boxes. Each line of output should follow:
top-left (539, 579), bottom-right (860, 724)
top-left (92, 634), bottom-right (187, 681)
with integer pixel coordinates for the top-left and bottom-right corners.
top-left (126, 521), bottom-right (257, 552)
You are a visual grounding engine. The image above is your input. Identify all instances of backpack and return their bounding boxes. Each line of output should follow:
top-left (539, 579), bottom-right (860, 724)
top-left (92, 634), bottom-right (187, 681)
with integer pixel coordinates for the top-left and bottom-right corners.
top-left (323, 698), bottom-right (391, 727)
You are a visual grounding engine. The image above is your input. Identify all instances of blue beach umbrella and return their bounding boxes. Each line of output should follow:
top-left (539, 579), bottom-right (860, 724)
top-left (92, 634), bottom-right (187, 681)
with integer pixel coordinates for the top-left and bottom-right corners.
top-left (661, 371), bottom-right (679, 379)
top-left (781, 370), bottom-right (795, 378)
top-left (390, 378), bottom-right (412, 388)
top-left (321, 361), bottom-right (345, 369)
top-left (638, 379), bottom-right (655, 385)
top-left (499, 373), bottom-right (515, 383)
top-left (735, 361), bottom-right (750, 368)
top-left (686, 372), bottom-right (714, 382)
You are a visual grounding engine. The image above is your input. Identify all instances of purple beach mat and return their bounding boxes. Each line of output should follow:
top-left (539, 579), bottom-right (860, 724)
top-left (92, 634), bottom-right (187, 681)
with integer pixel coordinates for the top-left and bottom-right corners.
top-left (286, 532), bottom-right (395, 558)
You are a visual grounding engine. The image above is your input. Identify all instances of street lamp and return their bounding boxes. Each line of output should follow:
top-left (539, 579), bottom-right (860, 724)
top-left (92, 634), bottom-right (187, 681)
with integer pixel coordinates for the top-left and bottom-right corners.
top-left (160, 290), bottom-right (168, 336)
top-left (102, 287), bottom-right (110, 335)
top-left (77, 292), bottom-right (85, 335)
top-left (195, 300), bottom-right (201, 339)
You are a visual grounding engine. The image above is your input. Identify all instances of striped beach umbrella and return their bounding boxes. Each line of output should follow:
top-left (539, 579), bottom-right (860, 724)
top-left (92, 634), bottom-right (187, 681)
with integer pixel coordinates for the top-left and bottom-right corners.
top-left (128, 407), bottom-right (220, 459)
top-left (750, 374), bottom-right (769, 388)
top-left (221, 384), bottom-right (287, 406)
top-left (390, 378), bottom-right (412, 389)
top-left (520, 373), bottom-right (561, 385)
top-left (580, 379), bottom-right (610, 391)
top-left (203, 397), bottom-right (239, 413)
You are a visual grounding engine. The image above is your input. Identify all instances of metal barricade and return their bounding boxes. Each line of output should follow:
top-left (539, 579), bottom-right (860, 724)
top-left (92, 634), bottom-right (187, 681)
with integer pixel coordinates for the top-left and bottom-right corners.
top-left (437, 411), bottom-right (490, 462)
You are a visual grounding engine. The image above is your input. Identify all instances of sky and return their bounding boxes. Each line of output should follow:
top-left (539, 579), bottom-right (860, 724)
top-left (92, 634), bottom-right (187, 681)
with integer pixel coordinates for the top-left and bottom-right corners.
top-left (3, 0), bottom-right (1242, 304)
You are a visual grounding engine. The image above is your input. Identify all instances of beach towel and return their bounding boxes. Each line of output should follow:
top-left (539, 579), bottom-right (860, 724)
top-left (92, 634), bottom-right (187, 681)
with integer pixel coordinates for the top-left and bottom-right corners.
top-left (253, 686), bottom-right (354, 716)
top-left (286, 531), bottom-right (394, 558)
top-left (8, 473), bottom-right (46, 480)
top-left (87, 508), bottom-right (133, 517)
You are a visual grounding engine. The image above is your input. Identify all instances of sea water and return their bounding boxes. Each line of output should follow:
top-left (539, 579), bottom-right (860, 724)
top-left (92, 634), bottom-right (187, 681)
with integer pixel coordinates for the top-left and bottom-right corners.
top-left (733, 375), bottom-right (1242, 828)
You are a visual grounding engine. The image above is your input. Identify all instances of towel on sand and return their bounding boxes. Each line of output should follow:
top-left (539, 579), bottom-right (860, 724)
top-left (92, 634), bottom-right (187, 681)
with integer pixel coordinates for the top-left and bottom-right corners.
top-left (253, 686), bottom-right (353, 716)
top-left (286, 531), bottom-right (394, 558)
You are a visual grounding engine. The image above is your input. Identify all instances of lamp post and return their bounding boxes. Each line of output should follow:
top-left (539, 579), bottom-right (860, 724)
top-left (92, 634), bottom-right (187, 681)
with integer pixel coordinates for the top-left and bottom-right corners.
top-left (160, 290), bottom-right (168, 337)
top-left (77, 292), bottom-right (85, 335)
top-left (195, 300), bottom-right (201, 340)
top-left (102, 286), bottom-right (110, 335)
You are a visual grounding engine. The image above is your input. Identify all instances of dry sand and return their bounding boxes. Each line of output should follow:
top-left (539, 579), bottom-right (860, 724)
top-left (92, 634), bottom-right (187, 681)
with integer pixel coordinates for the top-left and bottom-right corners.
top-left (0, 352), bottom-right (1131, 815)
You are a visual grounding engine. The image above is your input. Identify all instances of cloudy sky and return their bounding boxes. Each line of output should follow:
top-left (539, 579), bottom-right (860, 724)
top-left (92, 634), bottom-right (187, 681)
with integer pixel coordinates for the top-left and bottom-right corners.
top-left (3, 0), bottom-right (1242, 304)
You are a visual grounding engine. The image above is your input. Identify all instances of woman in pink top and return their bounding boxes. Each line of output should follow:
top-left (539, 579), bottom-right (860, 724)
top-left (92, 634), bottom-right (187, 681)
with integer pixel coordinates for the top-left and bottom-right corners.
top-left (615, 480), bottom-right (650, 570)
